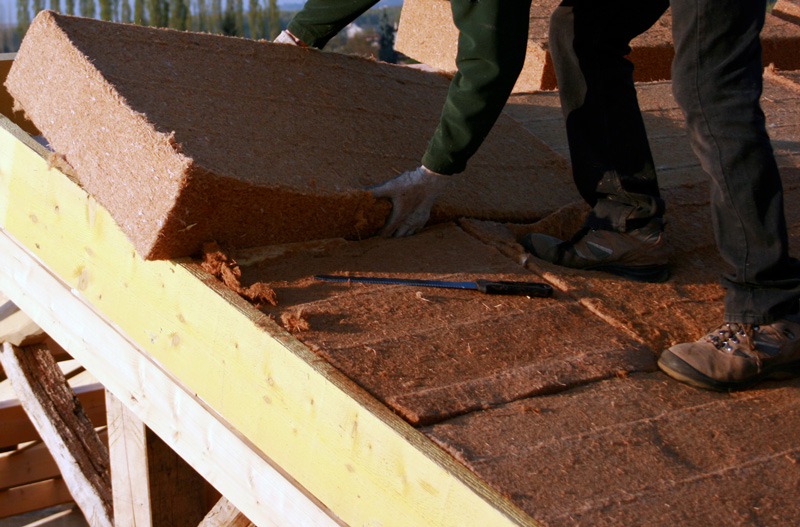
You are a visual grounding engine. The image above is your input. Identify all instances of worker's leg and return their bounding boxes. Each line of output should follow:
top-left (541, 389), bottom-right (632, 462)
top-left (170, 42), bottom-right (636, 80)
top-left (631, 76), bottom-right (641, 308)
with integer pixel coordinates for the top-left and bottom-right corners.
top-left (548, 0), bottom-right (668, 232)
top-left (659, 0), bottom-right (800, 391)
top-left (287, 0), bottom-right (380, 49)
top-left (421, 0), bottom-right (533, 175)
top-left (669, 0), bottom-right (800, 323)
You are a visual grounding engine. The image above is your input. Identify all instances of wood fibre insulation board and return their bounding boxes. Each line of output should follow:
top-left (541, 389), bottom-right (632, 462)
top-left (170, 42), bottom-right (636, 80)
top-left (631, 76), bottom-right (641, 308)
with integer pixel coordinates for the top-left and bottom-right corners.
top-left (396, 0), bottom-right (800, 92)
top-left (461, 166), bottom-right (800, 354)
top-left (0, 114), bottom-right (535, 527)
top-left (6, 11), bottom-right (577, 261)
top-left (424, 372), bottom-right (800, 526)
top-left (774, 0), bottom-right (800, 25)
top-left (237, 224), bottom-right (654, 426)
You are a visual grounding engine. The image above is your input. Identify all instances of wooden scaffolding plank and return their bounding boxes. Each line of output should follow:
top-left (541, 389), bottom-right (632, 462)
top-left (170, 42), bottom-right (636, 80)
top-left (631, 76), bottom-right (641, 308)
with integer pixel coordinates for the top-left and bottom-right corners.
top-left (0, 383), bottom-right (107, 450)
top-left (0, 429), bottom-right (109, 492)
top-left (0, 478), bottom-right (75, 518)
top-left (0, 440), bottom-right (60, 491)
top-left (0, 342), bottom-right (112, 527)
top-left (0, 113), bottom-right (535, 527)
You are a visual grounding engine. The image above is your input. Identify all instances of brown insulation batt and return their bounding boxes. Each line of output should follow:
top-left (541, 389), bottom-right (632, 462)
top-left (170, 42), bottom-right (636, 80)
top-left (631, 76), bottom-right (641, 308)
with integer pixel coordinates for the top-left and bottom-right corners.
top-left (7, 11), bottom-right (576, 260)
top-left (396, 0), bottom-right (800, 92)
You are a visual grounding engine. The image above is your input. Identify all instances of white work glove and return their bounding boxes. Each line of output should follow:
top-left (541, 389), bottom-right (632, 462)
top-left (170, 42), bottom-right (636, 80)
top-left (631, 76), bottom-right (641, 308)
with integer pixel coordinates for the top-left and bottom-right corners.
top-left (368, 166), bottom-right (453, 237)
top-left (274, 30), bottom-right (305, 47)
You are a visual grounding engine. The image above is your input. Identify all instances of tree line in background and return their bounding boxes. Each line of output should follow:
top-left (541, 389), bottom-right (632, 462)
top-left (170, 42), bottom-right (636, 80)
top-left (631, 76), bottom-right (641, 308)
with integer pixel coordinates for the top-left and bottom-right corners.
top-left (3, 0), bottom-right (402, 63)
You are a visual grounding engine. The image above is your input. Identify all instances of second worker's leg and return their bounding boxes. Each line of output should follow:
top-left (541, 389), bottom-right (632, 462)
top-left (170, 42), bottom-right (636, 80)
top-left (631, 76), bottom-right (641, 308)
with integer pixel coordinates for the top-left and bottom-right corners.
top-left (523, 0), bottom-right (671, 283)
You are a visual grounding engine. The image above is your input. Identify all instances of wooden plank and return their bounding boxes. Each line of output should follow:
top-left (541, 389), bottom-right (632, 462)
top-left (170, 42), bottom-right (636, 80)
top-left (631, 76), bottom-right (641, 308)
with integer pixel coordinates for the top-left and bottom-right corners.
top-left (0, 114), bottom-right (535, 526)
top-left (107, 390), bottom-right (208, 527)
top-left (0, 342), bottom-right (113, 527)
top-left (0, 300), bottom-right (47, 346)
top-left (0, 478), bottom-right (75, 518)
top-left (0, 429), bottom-right (109, 493)
top-left (0, 383), bottom-right (107, 450)
top-left (106, 390), bottom-right (152, 527)
top-left (0, 441), bottom-right (59, 491)
top-left (0, 232), bottom-right (341, 527)
top-left (26, 506), bottom-right (89, 527)
top-left (198, 498), bottom-right (254, 527)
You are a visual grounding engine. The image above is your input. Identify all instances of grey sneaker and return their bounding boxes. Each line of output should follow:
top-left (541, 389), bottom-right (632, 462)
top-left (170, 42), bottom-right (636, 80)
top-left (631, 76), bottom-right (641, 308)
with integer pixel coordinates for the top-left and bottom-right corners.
top-left (521, 221), bottom-right (669, 283)
top-left (658, 315), bottom-right (800, 391)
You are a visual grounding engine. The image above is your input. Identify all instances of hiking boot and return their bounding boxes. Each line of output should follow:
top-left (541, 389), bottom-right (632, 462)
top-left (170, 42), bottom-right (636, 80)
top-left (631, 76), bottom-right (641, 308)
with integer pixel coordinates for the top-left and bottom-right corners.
top-left (520, 221), bottom-right (669, 283)
top-left (658, 315), bottom-right (800, 391)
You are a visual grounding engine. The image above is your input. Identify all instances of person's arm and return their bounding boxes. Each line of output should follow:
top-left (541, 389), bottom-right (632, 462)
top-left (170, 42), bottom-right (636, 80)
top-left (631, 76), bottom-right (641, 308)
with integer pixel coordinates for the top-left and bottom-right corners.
top-left (370, 0), bottom-right (532, 236)
top-left (283, 0), bottom-right (380, 49)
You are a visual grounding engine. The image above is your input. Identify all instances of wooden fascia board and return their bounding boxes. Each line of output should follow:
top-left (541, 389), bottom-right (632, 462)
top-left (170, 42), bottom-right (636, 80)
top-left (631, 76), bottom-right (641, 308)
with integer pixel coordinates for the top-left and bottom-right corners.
top-left (0, 116), bottom-right (535, 527)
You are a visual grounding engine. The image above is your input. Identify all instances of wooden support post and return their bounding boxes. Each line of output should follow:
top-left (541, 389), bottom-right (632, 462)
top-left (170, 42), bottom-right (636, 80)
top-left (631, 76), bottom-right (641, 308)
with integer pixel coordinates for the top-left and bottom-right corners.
top-left (106, 391), bottom-right (208, 527)
top-left (197, 497), bottom-right (254, 527)
top-left (0, 341), bottom-right (113, 527)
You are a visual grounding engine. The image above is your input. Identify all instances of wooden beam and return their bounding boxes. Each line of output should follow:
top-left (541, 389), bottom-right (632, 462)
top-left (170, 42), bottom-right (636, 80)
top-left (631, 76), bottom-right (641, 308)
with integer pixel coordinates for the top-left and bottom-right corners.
top-left (0, 383), bottom-right (107, 450)
top-left (106, 390), bottom-right (151, 527)
top-left (198, 498), bottom-right (254, 527)
top-left (0, 478), bottom-right (75, 518)
top-left (0, 300), bottom-right (46, 346)
top-left (0, 231), bottom-right (340, 527)
top-left (107, 391), bottom-right (208, 527)
top-left (0, 342), bottom-right (112, 527)
top-left (0, 114), bottom-right (535, 526)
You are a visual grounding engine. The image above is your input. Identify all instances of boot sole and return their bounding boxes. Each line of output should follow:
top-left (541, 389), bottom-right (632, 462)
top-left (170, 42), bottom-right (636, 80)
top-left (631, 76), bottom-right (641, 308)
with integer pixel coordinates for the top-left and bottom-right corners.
top-left (586, 263), bottom-right (670, 284)
top-left (658, 349), bottom-right (800, 391)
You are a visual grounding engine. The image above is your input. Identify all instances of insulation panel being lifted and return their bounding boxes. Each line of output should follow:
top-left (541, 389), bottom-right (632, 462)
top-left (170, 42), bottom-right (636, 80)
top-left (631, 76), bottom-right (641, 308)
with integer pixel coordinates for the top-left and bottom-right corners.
top-left (7, 11), bottom-right (576, 260)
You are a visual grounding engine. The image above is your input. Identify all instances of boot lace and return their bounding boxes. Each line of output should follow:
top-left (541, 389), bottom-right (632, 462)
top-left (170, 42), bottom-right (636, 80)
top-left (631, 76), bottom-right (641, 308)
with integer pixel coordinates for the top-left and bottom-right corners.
top-left (704, 322), bottom-right (762, 368)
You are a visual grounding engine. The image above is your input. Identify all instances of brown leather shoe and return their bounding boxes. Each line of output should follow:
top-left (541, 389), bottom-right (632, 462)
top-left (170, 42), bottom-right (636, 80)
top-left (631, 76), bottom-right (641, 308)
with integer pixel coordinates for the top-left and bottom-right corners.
top-left (521, 221), bottom-right (670, 283)
top-left (658, 315), bottom-right (800, 391)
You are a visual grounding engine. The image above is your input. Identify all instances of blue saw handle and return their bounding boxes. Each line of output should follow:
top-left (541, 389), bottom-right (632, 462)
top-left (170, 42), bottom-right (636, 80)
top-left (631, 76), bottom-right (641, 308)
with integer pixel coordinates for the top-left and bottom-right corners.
top-left (475, 280), bottom-right (553, 297)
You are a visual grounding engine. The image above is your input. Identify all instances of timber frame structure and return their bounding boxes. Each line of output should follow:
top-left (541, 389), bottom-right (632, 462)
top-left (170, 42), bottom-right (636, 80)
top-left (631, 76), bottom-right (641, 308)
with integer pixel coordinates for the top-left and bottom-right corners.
top-left (0, 54), bottom-right (535, 526)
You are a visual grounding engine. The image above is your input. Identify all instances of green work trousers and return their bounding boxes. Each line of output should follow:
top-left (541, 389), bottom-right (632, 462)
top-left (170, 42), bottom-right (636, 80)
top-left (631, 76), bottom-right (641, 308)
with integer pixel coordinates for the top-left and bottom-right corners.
top-left (287, 0), bottom-right (532, 175)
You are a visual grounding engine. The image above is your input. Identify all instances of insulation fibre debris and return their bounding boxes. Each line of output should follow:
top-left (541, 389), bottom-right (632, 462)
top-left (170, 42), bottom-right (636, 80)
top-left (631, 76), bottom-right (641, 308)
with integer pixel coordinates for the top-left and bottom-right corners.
top-left (7, 11), bottom-right (576, 260)
top-left (396, 0), bottom-right (800, 92)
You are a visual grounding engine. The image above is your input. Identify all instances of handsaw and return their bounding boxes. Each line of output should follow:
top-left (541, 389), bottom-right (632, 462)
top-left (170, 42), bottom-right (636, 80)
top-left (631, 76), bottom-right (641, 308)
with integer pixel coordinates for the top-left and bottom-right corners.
top-left (314, 274), bottom-right (553, 297)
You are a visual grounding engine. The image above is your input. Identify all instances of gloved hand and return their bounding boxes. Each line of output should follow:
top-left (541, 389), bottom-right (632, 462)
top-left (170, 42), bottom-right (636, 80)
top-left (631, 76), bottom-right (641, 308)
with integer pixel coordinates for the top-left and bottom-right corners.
top-left (368, 166), bottom-right (453, 237)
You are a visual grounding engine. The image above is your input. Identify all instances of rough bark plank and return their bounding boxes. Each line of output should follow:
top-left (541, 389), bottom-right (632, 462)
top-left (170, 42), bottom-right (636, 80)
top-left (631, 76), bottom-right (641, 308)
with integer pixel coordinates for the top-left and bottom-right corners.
top-left (0, 342), bottom-right (112, 527)
top-left (0, 383), bottom-right (107, 450)
top-left (197, 498), bottom-right (255, 527)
